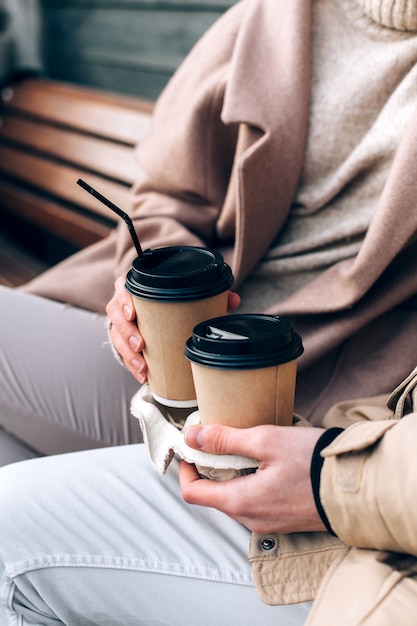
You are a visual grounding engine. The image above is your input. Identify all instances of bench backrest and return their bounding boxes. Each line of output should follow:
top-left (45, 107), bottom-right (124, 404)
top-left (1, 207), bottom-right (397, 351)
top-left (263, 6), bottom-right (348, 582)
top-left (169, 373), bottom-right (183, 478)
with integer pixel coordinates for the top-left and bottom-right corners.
top-left (0, 78), bottom-right (154, 248)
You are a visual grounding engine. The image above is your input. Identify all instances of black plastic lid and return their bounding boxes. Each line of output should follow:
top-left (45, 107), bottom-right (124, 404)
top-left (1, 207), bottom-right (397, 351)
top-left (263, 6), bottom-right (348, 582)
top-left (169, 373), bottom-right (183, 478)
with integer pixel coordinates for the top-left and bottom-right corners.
top-left (185, 314), bottom-right (304, 369)
top-left (125, 246), bottom-right (234, 302)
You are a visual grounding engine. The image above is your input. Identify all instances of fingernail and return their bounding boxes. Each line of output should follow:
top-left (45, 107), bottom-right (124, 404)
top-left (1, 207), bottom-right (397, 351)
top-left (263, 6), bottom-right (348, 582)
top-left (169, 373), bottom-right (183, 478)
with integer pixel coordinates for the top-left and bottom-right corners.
top-left (184, 425), bottom-right (205, 448)
top-left (124, 305), bottom-right (133, 320)
top-left (132, 358), bottom-right (143, 372)
top-left (196, 427), bottom-right (205, 447)
top-left (129, 335), bottom-right (140, 351)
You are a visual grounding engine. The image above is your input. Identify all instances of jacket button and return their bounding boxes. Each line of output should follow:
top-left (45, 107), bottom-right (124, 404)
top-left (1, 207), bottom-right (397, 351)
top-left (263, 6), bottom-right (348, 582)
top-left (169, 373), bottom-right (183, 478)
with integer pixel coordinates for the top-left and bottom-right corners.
top-left (261, 538), bottom-right (275, 551)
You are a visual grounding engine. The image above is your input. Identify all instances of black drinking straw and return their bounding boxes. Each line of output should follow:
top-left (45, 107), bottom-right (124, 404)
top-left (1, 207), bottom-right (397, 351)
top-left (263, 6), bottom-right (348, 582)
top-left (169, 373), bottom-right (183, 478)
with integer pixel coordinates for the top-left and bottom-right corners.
top-left (77, 178), bottom-right (143, 256)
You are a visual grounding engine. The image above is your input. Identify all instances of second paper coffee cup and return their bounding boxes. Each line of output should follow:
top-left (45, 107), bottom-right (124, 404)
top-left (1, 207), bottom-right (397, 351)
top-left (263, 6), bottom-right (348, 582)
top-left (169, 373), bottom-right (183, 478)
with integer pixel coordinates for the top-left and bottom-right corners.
top-left (125, 246), bottom-right (234, 407)
top-left (185, 314), bottom-right (303, 427)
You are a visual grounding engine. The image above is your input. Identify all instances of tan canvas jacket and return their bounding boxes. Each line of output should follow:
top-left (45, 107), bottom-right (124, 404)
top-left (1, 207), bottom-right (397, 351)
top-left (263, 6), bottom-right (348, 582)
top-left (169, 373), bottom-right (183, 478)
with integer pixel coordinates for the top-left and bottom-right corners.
top-left (249, 367), bottom-right (417, 624)
top-left (23, 0), bottom-right (417, 424)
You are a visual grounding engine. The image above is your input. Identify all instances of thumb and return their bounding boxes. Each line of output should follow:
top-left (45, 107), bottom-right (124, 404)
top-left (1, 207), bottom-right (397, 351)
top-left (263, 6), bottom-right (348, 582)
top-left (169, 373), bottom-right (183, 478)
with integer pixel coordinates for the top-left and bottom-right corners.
top-left (184, 423), bottom-right (264, 459)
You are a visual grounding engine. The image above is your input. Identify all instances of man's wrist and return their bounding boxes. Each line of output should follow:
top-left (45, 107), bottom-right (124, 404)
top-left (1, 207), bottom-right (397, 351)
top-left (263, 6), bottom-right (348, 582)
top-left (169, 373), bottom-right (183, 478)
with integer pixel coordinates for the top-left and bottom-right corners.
top-left (310, 427), bottom-right (344, 535)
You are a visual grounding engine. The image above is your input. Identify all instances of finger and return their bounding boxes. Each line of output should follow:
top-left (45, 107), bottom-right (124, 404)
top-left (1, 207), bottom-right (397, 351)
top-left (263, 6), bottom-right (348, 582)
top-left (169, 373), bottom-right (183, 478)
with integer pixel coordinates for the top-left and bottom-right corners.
top-left (183, 423), bottom-right (274, 461)
top-left (106, 277), bottom-right (132, 323)
top-left (106, 279), bottom-right (147, 382)
top-left (108, 323), bottom-right (147, 383)
top-left (179, 462), bottom-right (259, 532)
top-left (179, 460), bottom-right (243, 509)
top-left (114, 275), bottom-right (136, 321)
top-left (107, 278), bottom-right (143, 353)
top-left (227, 291), bottom-right (241, 312)
top-left (107, 300), bottom-right (143, 353)
top-left (178, 459), bottom-right (200, 486)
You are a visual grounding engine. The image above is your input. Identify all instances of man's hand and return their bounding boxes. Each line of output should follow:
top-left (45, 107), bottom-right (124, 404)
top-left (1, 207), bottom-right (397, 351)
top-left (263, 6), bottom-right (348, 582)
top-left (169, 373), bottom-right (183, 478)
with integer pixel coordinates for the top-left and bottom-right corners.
top-left (180, 423), bottom-right (326, 534)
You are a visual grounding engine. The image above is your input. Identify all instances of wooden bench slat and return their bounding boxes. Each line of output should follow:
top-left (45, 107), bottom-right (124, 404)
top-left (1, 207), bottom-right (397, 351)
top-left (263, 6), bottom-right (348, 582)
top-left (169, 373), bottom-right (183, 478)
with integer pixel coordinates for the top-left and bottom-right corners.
top-left (1, 79), bottom-right (153, 145)
top-left (0, 77), bottom-right (154, 265)
top-left (0, 144), bottom-right (132, 220)
top-left (0, 234), bottom-right (49, 287)
top-left (0, 180), bottom-right (113, 248)
top-left (0, 115), bottom-right (141, 185)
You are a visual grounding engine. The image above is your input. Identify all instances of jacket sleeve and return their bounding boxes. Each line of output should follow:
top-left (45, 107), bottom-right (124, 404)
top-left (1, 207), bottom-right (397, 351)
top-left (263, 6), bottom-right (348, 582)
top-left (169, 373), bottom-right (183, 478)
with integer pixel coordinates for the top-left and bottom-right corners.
top-left (320, 415), bottom-right (417, 555)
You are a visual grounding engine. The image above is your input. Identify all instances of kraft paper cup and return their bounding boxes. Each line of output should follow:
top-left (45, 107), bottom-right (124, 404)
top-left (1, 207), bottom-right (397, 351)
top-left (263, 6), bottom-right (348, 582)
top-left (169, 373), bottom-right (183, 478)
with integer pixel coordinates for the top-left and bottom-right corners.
top-left (185, 314), bottom-right (303, 427)
top-left (125, 246), bottom-right (234, 407)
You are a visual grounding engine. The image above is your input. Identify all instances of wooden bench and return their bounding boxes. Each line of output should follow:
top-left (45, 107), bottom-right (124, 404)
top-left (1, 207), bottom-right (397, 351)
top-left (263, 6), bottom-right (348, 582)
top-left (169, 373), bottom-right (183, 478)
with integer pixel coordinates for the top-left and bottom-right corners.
top-left (0, 77), bottom-right (154, 281)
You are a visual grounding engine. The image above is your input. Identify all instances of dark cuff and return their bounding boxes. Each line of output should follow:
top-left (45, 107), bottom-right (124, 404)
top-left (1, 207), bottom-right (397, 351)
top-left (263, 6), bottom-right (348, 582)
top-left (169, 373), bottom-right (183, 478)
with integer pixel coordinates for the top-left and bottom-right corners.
top-left (310, 427), bottom-right (344, 536)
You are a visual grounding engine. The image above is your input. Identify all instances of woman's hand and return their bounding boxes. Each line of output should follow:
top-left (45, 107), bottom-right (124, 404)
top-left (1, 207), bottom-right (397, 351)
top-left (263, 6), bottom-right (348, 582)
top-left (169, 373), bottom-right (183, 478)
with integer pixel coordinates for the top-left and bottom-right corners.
top-left (106, 276), bottom-right (147, 383)
top-left (180, 423), bottom-right (327, 535)
top-left (106, 275), bottom-right (241, 383)
top-left (227, 291), bottom-right (241, 312)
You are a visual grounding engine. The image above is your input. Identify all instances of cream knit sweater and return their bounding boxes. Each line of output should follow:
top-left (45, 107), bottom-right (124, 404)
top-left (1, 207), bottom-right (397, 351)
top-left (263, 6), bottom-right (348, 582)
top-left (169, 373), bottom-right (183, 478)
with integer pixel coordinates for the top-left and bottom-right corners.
top-left (238, 0), bottom-right (417, 313)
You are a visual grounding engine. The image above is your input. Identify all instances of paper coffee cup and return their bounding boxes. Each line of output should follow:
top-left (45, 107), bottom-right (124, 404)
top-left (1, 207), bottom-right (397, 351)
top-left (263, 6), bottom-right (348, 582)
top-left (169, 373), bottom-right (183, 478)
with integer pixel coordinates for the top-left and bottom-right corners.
top-left (185, 314), bottom-right (304, 427)
top-left (125, 246), bottom-right (234, 407)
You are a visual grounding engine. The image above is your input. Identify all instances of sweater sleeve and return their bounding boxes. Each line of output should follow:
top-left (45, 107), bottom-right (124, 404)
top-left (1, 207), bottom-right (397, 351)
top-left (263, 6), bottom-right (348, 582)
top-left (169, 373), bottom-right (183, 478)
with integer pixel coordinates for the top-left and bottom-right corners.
top-left (320, 415), bottom-right (417, 555)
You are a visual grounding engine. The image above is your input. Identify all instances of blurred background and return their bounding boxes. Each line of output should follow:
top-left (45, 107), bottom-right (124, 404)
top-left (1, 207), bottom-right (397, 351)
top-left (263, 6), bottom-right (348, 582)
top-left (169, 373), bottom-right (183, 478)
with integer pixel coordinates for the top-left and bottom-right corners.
top-left (34, 0), bottom-right (235, 100)
top-left (0, 0), bottom-right (235, 287)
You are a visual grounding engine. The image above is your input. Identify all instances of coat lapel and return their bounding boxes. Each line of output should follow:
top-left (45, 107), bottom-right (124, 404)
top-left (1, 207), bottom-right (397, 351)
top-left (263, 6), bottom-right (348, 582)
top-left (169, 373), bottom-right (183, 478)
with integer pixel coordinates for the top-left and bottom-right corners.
top-left (221, 0), bottom-right (312, 283)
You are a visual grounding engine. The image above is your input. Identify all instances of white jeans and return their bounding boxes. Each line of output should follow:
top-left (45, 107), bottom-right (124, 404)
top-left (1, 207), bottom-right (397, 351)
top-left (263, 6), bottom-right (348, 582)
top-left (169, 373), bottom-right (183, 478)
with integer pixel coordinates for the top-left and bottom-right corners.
top-left (0, 445), bottom-right (312, 625)
top-left (0, 286), bottom-right (140, 464)
top-left (0, 287), bottom-right (312, 624)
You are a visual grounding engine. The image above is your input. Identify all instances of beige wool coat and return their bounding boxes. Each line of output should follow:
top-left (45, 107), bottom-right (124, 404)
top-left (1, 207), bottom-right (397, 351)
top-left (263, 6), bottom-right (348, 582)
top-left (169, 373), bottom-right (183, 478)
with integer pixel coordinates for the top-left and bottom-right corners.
top-left (22, 0), bottom-right (417, 620)
top-left (24, 0), bottom-right (417, 424)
